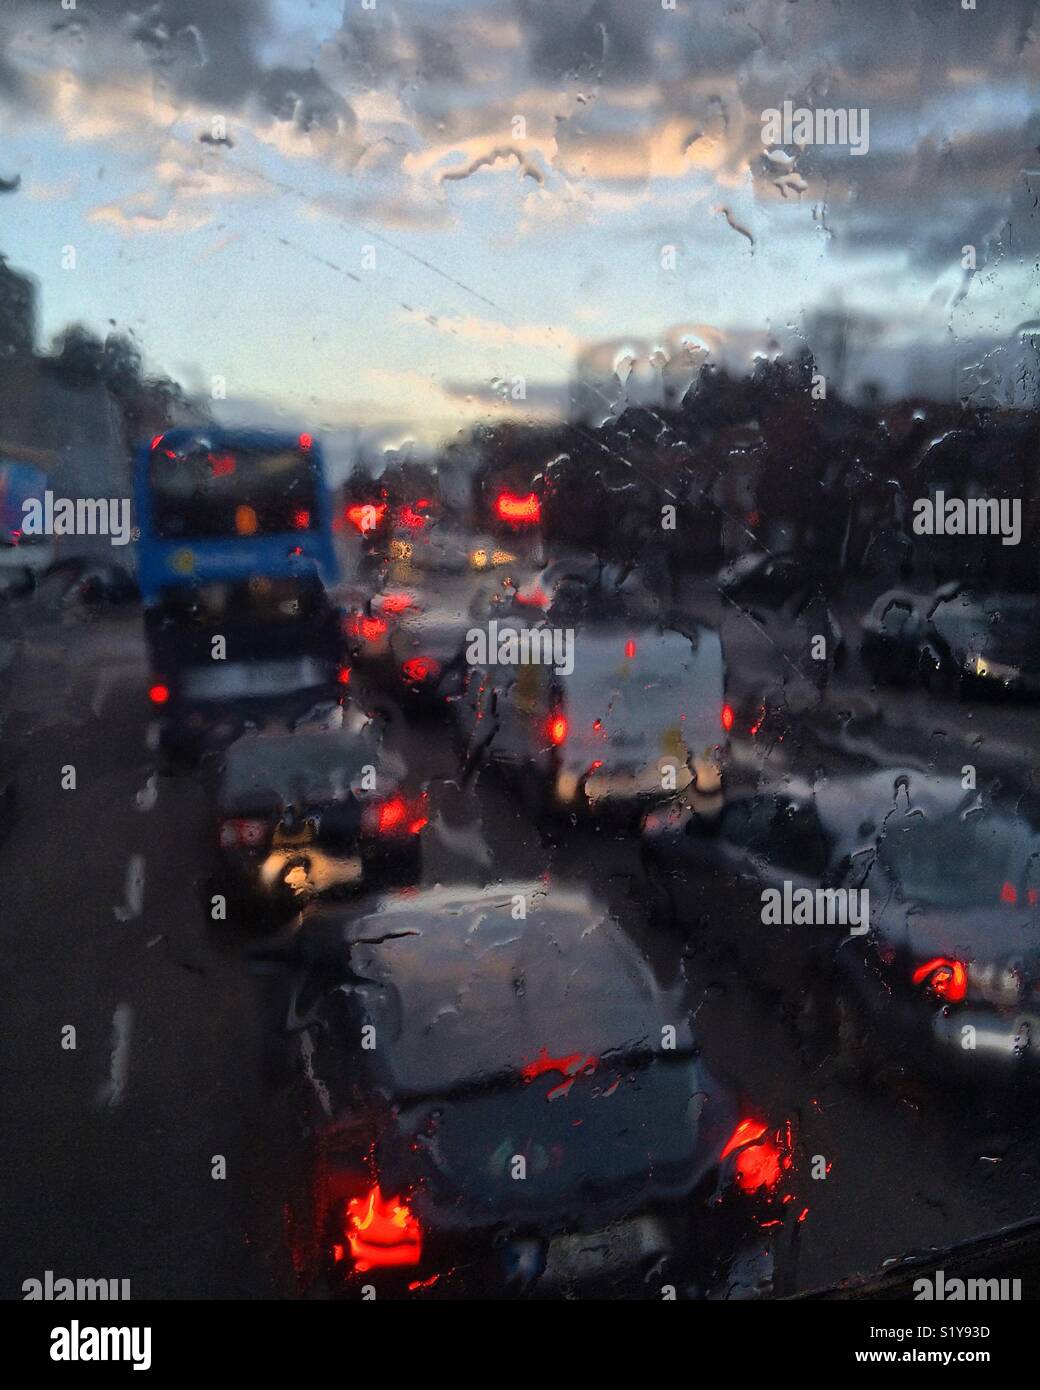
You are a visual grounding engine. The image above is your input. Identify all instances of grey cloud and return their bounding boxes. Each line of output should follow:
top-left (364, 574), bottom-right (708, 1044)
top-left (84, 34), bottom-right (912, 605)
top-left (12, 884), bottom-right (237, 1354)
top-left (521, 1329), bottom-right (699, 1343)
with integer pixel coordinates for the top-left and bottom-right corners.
top-left (2, 0), bottom-right (355, 138)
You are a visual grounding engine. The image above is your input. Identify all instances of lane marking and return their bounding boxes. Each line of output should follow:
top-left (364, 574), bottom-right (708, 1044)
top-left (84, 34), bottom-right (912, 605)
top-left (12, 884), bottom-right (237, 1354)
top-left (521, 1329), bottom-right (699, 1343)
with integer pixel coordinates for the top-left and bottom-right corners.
top-left (135, 773), bottom-right (158, 812)
top-left (113, 854), bottom-right (146, 922)
top-left (97, 1003), bottom-right (133, 1109)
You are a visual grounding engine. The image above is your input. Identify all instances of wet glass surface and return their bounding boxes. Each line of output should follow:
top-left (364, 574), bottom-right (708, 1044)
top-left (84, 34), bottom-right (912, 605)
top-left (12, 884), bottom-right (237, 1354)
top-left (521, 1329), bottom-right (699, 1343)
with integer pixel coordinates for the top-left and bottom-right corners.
top-left (1, 0), bottom-right (1039, 1304)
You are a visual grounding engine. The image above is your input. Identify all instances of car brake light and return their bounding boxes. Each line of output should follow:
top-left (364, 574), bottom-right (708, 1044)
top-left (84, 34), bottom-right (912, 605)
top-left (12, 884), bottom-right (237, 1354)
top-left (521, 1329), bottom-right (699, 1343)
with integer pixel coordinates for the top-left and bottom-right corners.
top-left (336, 665), bottom-right (352, 686)
top-left (721, 703), bottom-right (735, 732)
top-left (912, 957), bottom-right (968, 1003)
top-left (219, 818), bottom-right (266, 849)
top-left (398, 502), bottom-right (429, 531)
top-left (624, 639), bottom-right (636, 659)
top-left (1000, 880), bottom-right (1017, 905)
top-left (363, 793), bottom-right (428, 836)
top-left (299, 433), bottom-right (313, 450)
top-left (208, 452), bottom-right (235, 477)
top-left (292, 509), bottom-right (310, 530)
top-left (547, 713), bottom-right (568, 746)
top-left (380, 592), bottom-right (415, 615)
top-left (720, 1118), bottom-right (791, 1195)
top-left (494, 491), bottom-right (541, 525)
top-left (148, 682), bottom-right (170, 705)
top-left (402, 656), bottom-right (440, 683)
top-left (345, 502), bottom-right (387, 534)
top-left (346, 1184), bottom-right (422, 1273)
top-left (347, 613), bottom-right (388, 642)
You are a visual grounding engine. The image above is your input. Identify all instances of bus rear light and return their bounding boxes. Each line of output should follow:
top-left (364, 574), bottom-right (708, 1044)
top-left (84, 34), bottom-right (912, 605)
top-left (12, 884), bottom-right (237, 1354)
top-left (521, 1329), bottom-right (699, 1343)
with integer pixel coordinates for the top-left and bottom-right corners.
top-left (292, 509), bottom-right (311, 530)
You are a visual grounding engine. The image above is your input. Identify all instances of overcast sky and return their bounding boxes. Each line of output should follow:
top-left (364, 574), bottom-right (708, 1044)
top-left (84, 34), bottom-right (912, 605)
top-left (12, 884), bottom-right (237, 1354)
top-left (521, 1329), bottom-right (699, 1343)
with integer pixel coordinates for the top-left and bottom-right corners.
top-left (1, 0), bottom-right (1037, 442)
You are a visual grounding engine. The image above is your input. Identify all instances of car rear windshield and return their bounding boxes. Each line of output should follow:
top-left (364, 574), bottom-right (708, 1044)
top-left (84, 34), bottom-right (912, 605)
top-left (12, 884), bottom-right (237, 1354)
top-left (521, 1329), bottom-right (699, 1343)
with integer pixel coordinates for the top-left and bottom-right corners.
top-left (879, 812), bottom-right (1039, 909)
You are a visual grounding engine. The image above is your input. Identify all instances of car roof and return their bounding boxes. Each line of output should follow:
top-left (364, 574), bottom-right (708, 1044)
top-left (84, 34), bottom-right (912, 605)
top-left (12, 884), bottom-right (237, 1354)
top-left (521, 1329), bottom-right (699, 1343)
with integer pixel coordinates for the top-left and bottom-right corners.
top-left (739, 768), bottom-right (976, 846)
top-left (302, 881), bottom-right (690, 1098)
top-left (219, 717), bottom-right (381, 802)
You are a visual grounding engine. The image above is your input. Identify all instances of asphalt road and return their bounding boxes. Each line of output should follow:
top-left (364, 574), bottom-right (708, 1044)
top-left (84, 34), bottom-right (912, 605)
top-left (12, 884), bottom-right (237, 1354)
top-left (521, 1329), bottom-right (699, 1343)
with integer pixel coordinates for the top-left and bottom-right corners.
top-left (3, 579), bottom-right (1040, 1298)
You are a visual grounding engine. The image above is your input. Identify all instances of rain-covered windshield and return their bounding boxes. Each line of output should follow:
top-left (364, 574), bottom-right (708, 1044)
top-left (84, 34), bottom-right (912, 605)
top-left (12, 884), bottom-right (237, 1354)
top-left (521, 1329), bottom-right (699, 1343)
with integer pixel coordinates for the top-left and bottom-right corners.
top-left (4, 0), bottom-right (1040, 1331)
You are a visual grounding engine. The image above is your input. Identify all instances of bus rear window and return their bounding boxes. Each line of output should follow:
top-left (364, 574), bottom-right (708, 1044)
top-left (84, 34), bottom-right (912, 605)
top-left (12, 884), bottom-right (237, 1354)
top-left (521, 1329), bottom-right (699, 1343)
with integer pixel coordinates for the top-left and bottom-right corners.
top-left (149, 448), bottom-right (318, 539)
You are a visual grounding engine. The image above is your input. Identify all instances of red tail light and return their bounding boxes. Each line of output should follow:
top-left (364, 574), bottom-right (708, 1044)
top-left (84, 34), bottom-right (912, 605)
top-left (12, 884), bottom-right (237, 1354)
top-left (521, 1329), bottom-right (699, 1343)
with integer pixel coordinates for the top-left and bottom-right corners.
top-left (402, 656), bottom-right (440, 683)
top-left (720, 1118), bottom-right (791, 1195)
top-left (292, 509), bottom-right (311, 530)
top-left (721, 703), bottom-right (734, 732)
top-left (624, 639), bottom-right (636, 659)
top-left (299, 433), bottom-right (313, 450)
top-left (547, 713), bottom-right (568, 746)
top-left (347, 613), bottom-right (388, 642)
top-left (219, 818), bottom-right (266, 849)
top-left (208, 452), bottom-right (236, 478)
top-left (336, 665), bottom-right (352, 686)
top-left (1000, 880), bottom-right (1018, 905)
top-left (912, 957), bottom-right (968, 1003)
top-left (345, 1185), bottom-right (422, 1273)
top-left (345, 502), bottom-right (387, 534)
top-left (494, 491), bottom-right (541, 525)
top-left (363, 793), bottom-right (428, 836)
top-left (148, 682), bottom-right (170, 705)
top-left (380, 592), bottom-right (415, 616)
top-left (398, 502), bottom-right (429, 531)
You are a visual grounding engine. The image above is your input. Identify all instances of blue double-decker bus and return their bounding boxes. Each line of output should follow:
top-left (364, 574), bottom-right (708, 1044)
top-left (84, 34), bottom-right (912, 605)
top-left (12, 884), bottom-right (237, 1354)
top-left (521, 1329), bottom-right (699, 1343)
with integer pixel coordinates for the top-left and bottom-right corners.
top-left (134, 429), bottom-right (346, 764)
top-left (134, 428), bottom-right (338, 602)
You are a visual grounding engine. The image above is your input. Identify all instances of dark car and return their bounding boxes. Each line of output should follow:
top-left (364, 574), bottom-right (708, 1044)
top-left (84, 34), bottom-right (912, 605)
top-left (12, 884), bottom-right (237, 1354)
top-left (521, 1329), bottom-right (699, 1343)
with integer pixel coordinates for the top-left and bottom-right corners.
top-left (346, 532), bottom-right (536, 709)
top-left (148, 575), bottom-right (352, 766)
top-left (861, 586), bottom-right (1040, 697)
top-left (279, 881), bottom-right (796, 1298)
top-left (456, 619), bottom-right (728, 822)
top-left (211, 705), bottom-right (426, 916)
top-left (645, 768), bottom-right (1040, 1078)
